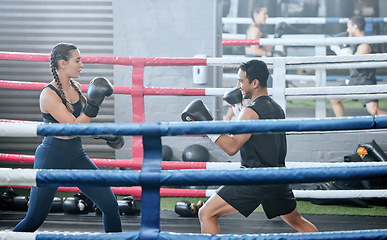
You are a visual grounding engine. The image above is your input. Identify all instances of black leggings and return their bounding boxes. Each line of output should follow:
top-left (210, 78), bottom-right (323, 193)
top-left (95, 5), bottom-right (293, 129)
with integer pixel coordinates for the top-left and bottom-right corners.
top-left (13, 137), bottom-right (122, 232)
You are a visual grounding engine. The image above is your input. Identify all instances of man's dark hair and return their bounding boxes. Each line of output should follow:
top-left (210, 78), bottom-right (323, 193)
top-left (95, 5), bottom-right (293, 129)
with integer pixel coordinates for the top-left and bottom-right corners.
top-left (240, 59), bottom-right (269, 87)
top-left (350, 16), bottom-right (366, 31)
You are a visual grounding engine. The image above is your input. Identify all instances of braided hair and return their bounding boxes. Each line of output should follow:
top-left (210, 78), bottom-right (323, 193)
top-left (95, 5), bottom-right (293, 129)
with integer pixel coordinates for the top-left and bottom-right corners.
top-left (50, 42), bottom-right (86, 113)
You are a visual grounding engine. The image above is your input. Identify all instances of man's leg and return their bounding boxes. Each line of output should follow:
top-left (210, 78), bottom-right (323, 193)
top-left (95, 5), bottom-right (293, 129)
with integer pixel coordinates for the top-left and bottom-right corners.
top-left (330, 99), bottom-right (345, 117)
top-left (280, 207), bottom-right (318, 232)
top-left (198, 193), bottom-right (238, 234)
top-left (366, 102), bottom-right (387, 116)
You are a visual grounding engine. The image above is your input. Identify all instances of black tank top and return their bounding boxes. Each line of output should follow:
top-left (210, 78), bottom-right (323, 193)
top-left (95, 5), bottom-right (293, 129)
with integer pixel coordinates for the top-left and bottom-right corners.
top-left (245, 25), bottom-right (268, 49)
top-left (41, 84), bottom-right (82, 123)
top-left (239, 96), bottom-right (287, 168)
top-left (350, 43), bottom-right (376, 85)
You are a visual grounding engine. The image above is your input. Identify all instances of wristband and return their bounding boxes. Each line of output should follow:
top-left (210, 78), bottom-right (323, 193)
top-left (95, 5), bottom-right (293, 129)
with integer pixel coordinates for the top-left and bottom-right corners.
top-left (207, 134), bottom-right (221, 143)
top-left (83, 104), bottom-right (99, 118)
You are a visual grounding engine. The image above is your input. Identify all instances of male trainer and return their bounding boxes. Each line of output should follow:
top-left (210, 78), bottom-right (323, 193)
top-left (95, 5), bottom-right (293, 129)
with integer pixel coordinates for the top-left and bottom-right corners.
top-left (181, 59), bottom-right (318, 234)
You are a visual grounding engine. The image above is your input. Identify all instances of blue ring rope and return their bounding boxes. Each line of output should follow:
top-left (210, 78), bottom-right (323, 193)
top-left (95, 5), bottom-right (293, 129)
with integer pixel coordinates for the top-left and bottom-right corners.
top-left (35, 229), bottom-right (387, 240)
top-left (35, 165), bottom-right (387, 187)
top-left (36, 115), bottom-right (387, 137)
top-left (36, 169), bottom-right (141, 187)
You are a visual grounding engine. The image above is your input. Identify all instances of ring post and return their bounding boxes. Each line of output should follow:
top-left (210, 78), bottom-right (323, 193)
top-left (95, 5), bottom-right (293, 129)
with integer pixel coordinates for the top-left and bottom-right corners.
top-left (139, 122), bottom-right (162, 240)
top-left (315, 45), bottom-right (327, 118)
top-left (131, 58), bottom-right (146, 170)
top-left (272, 57), bottom-right (286, 113)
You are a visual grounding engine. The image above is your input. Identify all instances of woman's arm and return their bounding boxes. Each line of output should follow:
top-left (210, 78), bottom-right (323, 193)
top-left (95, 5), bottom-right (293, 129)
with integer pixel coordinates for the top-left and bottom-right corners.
top-left (40, 87), bottom-right (91, 124)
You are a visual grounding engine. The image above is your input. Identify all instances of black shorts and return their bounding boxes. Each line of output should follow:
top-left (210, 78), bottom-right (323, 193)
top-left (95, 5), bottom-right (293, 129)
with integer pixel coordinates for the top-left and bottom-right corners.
top-left (341, 79), bottom-right (378, 106)
top-left (216, 184), bottom-right (296, 219)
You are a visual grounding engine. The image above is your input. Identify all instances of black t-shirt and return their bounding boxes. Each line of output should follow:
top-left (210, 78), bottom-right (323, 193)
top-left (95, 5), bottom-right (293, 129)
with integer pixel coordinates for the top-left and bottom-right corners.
top-left (240, 96), bottom-right (287, 168)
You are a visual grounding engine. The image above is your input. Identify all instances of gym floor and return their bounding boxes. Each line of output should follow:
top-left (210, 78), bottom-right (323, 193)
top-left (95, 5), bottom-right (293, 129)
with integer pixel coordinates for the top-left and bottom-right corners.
top-left (1, 210), bottom-right (387, 234)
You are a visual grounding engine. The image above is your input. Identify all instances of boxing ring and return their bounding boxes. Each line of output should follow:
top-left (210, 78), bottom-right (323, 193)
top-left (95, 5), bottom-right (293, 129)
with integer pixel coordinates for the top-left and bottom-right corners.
top-left (1, 50), bottom-right (387, 239)
top-left (222, 16), bottom-right (387, 119)
top-left (222, 17), bottom-right (387, 39)
top-left (223, 17), bottom-right (387, 24)
top-left (2, 117), bottom-right (387, 240)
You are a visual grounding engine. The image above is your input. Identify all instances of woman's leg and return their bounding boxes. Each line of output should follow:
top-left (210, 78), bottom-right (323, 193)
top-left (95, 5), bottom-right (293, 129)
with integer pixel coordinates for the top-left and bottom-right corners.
top-left (13, 186), bottom-right (57, 232)
top-left (71, 139), bottom-right (121, 232)
top-left (80, 186), bottom-right (122, 232)
top-left (14, 140), bottom-right (58, 232)
top-left (74, 149), bottom-right (121, 232)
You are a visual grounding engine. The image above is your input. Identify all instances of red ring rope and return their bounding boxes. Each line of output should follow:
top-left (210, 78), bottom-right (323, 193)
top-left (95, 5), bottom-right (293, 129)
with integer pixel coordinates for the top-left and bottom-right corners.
top-left (0, 80), bottom-right (207, 96)
top-left (0, 51), bottom-right (208, 66)
top-left (0, 153), bottom-right (207, 170)
top-left (0, 119), bottom-right (39, 123)
top-left (222, 39), bottom-right (260, 46)
top-left (0, 80), bottom-right (47, 91)
top-left (8, 186), bottom-right (207, 199)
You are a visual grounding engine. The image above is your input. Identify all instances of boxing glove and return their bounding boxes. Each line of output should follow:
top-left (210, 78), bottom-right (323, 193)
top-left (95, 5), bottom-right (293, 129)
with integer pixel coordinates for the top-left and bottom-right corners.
top-left (330, 45), bottom-right (352, 56)
top-left (330, 31), bottom-right (352, 56)
top-left (93, 135), bottom-right (125, 149)
top-left (274, 22), bottom-right (288, 38)
top-left (174, 200), bottom-right (204, 217)
top-left (63, 193), bottom-right (94, 214)
top-left (0, 188), bottom-right (19, 211)
top-left (335, 31), bottom-right (349, 38)
top-left (50, 197), bottom-right (63, 213)
top-left (83, 77), bottom-right (114, 118)
top-left (62, 197), bottom-right (87, 214)
top-left (11, 196), bottom-right (29, 211)
top-left (118, 196), bottom-right (139, 215)
top-left (223, 88), bottom-right (242, 105)
top-left (181, 99), bottom-right (220, 142)
top-left (74, 193), bottom-right (95, 213)
top-left (181, 99), bottom-right (213, 122)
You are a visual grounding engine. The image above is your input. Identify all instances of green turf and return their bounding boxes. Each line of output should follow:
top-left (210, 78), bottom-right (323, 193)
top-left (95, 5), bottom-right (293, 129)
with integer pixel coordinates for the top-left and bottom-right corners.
top-left (286, 99), bottom-right (387, 109)
top-left (295, 200), bottom-right (387, 216)
top-left (160, 197), bottom-right (387, 216)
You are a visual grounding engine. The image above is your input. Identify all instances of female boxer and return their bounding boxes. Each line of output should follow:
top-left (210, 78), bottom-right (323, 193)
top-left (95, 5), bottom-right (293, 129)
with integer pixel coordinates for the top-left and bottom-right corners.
top-left (13, 43), bottom-right (122, 233)
top-left (245, 4), bottom-right (273, 57)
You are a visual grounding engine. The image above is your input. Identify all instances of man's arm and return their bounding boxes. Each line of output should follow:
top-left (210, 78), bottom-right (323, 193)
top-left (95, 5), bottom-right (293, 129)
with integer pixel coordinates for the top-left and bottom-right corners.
top-left (214, 107), bottom-right (259, 156)
top-left (355, 43), bottom-right (372, 55)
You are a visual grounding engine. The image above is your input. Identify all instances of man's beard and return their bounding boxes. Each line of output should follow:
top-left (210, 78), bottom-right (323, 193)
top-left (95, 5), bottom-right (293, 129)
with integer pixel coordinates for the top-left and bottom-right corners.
top-left (243, 90), bottom-right (252, 100)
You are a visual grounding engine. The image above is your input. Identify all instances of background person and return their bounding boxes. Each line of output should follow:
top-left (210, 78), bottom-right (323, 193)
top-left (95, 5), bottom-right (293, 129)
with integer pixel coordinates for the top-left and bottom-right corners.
top-left (13, 43), bottom-right (122, 233)
top-left (244, 4), bottom-right (276, 88)
top-left (244, 5), bottom-right (273, 57)
top-left (330, 16), bottom-right (387, 117)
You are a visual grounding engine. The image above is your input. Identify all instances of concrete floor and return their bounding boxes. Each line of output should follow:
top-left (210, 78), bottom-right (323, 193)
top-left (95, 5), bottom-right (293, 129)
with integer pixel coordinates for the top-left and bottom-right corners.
top-left (1, 210), bottom-right (387, 234)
